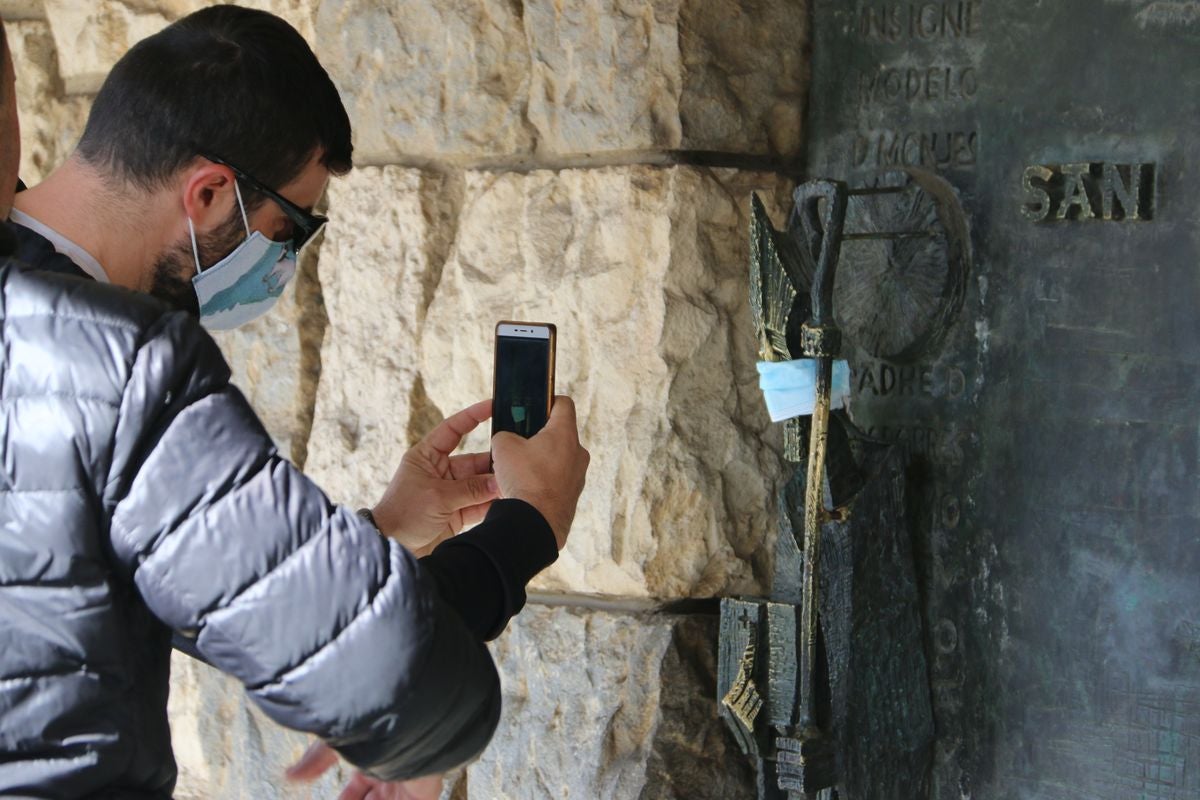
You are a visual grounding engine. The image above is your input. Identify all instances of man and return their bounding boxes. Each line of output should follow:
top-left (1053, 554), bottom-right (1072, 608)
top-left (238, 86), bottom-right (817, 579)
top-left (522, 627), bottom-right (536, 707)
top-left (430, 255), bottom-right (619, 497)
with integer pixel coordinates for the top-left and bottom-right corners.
top-left (0, 6), bottom-right (589, 799)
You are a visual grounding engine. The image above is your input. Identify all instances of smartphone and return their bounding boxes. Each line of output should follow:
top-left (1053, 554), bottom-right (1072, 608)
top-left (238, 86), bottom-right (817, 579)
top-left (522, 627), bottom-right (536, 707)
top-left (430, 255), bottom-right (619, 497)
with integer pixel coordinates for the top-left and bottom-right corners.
top-left (492, 321), bottom-right (556, 438)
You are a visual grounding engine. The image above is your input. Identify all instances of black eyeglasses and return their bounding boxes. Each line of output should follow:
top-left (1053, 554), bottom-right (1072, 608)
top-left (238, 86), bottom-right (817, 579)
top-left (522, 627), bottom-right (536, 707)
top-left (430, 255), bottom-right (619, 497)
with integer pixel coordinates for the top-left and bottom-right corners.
top-left (200, 152), bottom-right (328, 252)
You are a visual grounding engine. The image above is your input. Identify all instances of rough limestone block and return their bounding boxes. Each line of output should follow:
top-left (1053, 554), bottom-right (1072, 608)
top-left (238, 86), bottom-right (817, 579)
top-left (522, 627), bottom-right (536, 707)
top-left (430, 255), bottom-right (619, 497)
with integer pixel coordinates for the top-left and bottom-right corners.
top-left (523, 0), bottom-right (683, 152)
top-left (421, 166), bottom-right (790, 598)
top-left (9, 136), bottom-right (795, 593)
top-left (309, 165), bottom-right (792, 597)
top-left (638, 610), bottom-right (757, 798)
top-left (304, 166), bottom-right (440, 507)
top-left (678, 0), bottom-right (809, 158)
top-left (42, 0), bottom-right (318, 95)
top-left (304, 165), bottom-right (788, 598)
top-left (459, 605), bottom-right (754, 799)
top-left (209, 256), bottom-right (312, 465)
top-left (169, 609), bottom-right (752, 800)
top-left (42, 0), bottom-right (175, 94)
top-left (0, 1), bottom-right (45, 21)
top-left (9, 19), bottom-right (92, 183)
top-left (316, 0), bottom-right (806, 161)
top-left (313, 0), bottom-right (533, 163)
top-left (168, 653), bottom-right (348, 800)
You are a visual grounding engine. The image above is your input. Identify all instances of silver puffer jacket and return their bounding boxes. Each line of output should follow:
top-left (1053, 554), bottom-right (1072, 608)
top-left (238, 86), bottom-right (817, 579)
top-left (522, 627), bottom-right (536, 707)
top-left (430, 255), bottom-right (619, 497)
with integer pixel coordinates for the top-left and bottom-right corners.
top-left (0, 251), bottom-right (500, 797)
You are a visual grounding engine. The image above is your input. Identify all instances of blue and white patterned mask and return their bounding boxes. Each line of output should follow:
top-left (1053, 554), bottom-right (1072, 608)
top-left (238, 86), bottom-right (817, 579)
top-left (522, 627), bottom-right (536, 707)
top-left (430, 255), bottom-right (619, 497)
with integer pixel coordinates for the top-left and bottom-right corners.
top-left (188, 182), bottom-right (296, 330)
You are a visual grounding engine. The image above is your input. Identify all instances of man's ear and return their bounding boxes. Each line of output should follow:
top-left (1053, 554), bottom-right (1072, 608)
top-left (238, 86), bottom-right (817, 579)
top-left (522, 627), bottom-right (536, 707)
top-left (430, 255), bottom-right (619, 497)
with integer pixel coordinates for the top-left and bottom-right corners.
top-left (181, 161), bottom-right (237, 234)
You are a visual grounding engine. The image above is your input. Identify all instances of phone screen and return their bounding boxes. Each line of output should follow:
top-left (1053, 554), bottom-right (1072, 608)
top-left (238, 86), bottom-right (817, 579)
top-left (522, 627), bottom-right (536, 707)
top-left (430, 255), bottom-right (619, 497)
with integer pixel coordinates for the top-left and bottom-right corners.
top-left (493, 325), bottom-right (553, 438)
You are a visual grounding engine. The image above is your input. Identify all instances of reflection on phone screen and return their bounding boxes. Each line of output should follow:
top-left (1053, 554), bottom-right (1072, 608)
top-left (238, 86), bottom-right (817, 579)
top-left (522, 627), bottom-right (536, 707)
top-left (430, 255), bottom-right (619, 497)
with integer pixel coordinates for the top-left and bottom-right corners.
top-left (495, 336), bottom-right (550, 438)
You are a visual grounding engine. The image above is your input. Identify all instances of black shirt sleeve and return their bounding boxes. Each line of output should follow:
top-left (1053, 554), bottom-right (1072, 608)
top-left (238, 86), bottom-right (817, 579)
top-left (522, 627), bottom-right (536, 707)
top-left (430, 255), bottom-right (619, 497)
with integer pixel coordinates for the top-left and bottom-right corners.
top-left (419, 498), bottom-right (558, 641)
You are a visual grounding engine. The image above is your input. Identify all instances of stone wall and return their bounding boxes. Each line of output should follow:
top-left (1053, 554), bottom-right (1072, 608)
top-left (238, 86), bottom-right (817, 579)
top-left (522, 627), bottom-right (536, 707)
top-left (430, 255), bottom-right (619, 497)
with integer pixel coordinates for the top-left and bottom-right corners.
top-left (6, 1), bottom-right (805, 796)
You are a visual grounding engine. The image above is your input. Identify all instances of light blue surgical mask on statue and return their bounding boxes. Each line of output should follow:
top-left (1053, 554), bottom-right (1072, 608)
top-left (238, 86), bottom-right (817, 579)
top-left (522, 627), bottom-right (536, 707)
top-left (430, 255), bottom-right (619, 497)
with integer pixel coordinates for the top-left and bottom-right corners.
top-left (188, 182), bottom-right (297, 330)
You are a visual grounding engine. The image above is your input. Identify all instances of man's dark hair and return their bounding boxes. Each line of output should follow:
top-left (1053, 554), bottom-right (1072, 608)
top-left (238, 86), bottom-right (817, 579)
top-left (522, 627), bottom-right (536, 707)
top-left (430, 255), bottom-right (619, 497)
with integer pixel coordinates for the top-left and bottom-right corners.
top-left (77, 6), bottom-right (352, 195)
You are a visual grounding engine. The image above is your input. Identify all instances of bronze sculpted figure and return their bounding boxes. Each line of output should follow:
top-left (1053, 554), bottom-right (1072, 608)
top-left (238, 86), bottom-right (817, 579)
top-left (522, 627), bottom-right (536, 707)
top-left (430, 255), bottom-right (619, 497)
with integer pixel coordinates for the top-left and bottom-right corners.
top-left (720, 171), bottom-right (970, 800)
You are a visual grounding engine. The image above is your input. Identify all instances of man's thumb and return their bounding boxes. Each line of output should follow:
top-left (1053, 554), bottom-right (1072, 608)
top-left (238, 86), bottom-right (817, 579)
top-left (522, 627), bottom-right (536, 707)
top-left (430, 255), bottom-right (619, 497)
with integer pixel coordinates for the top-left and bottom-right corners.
top-left (490, 430), bottom-right (522, 455)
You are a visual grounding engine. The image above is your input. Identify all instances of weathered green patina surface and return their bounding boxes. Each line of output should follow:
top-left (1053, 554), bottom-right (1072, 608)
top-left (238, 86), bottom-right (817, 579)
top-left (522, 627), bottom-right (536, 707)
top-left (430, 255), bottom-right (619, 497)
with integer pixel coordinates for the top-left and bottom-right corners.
top-left (803, 1), bottom-right (1200, 798)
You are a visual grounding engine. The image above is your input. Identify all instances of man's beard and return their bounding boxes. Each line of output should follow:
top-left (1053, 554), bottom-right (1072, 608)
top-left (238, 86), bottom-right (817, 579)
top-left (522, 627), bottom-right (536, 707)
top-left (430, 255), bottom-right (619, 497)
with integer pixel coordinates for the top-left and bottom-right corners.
top-left (149, 208), bottom-right (246, 315)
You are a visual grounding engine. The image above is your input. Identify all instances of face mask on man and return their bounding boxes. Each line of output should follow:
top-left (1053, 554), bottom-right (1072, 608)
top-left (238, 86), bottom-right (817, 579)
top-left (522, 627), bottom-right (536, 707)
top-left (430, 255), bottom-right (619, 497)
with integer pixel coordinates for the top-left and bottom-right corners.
top-left (188, 181), bottom-right (297, 330)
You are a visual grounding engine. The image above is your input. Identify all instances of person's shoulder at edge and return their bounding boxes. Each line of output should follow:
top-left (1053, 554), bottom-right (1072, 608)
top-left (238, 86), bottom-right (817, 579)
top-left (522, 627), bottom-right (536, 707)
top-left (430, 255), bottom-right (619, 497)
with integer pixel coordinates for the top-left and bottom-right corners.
top-left (0, 241), bottom-right (195, 338)
top-left (0, 243), bottom-right (232, 405)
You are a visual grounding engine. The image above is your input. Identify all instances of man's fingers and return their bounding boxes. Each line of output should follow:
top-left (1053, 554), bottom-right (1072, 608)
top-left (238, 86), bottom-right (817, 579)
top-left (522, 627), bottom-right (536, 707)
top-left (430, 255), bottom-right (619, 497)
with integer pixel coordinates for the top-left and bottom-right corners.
top-left (337, 773), bottom-right (374, 800)
top-left (410, 529), bottom-right (453, 558)
top-left (441, 473), bottom-right (500, 511)
top-left (332, 773), bottom-right (441, 800)
top-left (402, 775), bottom-right (445, 800)
top-left (285, 741), bottom-right (339, 782)
top-left (422, 399), bottom-right (493, 456)
top-left (448, 451), bottom-right (492, 480)
top-left (459, 499), bottom-right (494, 529)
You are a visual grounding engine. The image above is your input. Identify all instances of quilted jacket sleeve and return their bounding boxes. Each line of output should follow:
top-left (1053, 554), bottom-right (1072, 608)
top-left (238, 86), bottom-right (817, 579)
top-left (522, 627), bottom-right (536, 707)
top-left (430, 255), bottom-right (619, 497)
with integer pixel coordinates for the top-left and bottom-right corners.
top-left (103, 309), bottom-right (500, 780)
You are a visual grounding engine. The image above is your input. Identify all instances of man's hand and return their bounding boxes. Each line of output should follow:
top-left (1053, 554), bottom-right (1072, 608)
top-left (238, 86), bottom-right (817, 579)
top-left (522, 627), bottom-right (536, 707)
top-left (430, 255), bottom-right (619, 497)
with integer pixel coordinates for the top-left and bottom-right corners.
top-left (373, 399), bottom-right (500, 553)
top-left (286, 741), bottom-right (443, 800)
top-left (491, 395), bottom-right (590, 549)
